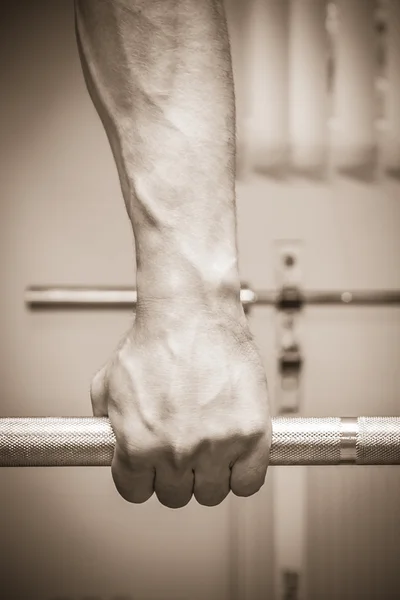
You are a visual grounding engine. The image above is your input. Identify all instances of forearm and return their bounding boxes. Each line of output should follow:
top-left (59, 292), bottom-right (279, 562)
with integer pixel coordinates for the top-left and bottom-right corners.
top-left (75, 0), bottom-right (241, 313)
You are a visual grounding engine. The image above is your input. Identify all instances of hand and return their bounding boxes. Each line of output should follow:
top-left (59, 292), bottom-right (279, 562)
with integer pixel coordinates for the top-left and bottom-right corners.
top-left (90, 300), bottom-right (271, 509)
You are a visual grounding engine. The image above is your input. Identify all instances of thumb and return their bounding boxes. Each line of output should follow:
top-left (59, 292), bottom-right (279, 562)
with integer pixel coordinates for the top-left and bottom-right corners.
top-left (90, 364), bottom-right (109, 417)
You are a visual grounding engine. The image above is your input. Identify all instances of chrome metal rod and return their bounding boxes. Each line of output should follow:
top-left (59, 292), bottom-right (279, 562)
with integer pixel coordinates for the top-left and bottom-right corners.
top-left (25, 286), bottom-right (139, 307)
top-left (292, 290), bottom-right (400, 306)
top-left (1, 416), bottom-right (399, 467)
top-left (24, 287), bottom-right (256, 307)
top-left (247, 289), bottom-right (400, 306)
top-left (25, 286), bottom-right (400, 308)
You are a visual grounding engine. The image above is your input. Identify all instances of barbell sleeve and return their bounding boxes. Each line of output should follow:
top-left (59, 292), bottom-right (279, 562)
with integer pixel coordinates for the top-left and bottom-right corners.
top-left (0, 416), bottom-right (399, 467)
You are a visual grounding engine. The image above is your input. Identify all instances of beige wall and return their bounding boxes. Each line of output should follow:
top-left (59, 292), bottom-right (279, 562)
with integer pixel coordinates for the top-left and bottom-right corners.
top-left (0, 2), bottom-right (399, 599)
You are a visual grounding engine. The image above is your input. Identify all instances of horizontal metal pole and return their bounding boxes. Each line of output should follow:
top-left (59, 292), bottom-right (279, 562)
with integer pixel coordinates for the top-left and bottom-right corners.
top-left (279, 289), bottom-right (400, 306)
top-left (1, 416), bottom-right (399, 467)
top-left (25, 286), bottom-right (139, 307)
top-left (25, 286), bottom-right (400, 308)
top-left (24, 286), bottom-right (256, 306)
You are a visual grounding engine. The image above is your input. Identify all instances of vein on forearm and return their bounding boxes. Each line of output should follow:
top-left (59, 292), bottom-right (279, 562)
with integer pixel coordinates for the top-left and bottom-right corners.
top-left (75, 0), bottom-right (239, 295)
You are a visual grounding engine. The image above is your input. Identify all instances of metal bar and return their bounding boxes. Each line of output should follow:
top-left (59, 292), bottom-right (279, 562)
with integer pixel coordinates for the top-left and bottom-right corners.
top-left (290, 290), bottom-right (400, 307)
top-left (25, 286), bottom-right (139, 307)
top-left (25, 286), bottom-right (400, 308)
top-left (257, 289), bottom-right (400, 307)
top-left (1, 416), bottom-right (399, 467)
top-left (24, 286), bottom-right (257, 307)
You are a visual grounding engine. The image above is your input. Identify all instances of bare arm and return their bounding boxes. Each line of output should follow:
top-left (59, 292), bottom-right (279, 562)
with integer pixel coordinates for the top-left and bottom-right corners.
top-left (75, 0), bottom-right (239, 312)
top-left (75, 0), bottom-right (271, 509)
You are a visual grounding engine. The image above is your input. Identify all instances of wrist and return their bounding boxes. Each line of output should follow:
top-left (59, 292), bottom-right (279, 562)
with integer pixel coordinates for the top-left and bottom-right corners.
top-left (137, 267), bottom-right (242, 313)
top-left (135, 249), bottom-right (243, 323)
top-left (135, 227), bottom-right (241, 293)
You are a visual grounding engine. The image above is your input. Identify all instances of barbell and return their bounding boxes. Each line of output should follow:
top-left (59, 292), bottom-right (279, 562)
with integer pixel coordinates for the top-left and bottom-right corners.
top-left (1, 416), bottom-right (399, 467)
top-left (24, 286), bottom-right (400, 309)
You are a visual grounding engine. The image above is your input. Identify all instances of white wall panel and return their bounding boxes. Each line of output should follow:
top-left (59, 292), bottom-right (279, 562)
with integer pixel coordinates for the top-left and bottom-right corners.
top-left (289, 0), bottom-right (329, 176)
top-left (334, 0), bottom-right (377, 177)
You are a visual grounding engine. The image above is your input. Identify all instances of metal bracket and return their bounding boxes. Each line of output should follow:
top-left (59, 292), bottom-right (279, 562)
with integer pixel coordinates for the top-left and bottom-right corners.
top-left (274, 240), bottom-right (304, 415)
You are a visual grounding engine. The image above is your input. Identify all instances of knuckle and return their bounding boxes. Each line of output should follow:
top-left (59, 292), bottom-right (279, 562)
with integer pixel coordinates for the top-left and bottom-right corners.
top-left (232, 480), bottom-right (263, 498)
top-left (113, 416), bottom-right (161, 464)
top-left (164, 431), bottom-right (199, 469)
top-left (235, 424), bottom-right (266, 451)
top-left (238, 412), bottom-right (269, 441)
top-left (111, 470), bottom-right (153, 504)
top-left (120, 442), bottom-right (156, 471)
top-left (155, 473), bottom-right (194, 509)
top-left (194, 482), bottom-right (230, 507)
top-left (231, 463), bottom-right (267, 497)
top-left (111, 446), bottom-right (155, 505)
top-left (117, 486), bottom-right (152, 504)
top-left (169, 445), bottom-right (194, 470)
top-left (156, 491), bottom-right (192, 509)
top-left (195, 493), bottom-right (227, 507)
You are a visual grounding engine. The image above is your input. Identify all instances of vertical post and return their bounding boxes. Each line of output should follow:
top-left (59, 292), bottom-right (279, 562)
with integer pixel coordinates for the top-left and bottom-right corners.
top-left (273, 239), bottom-right (307, 600)
top-left (248, 0), bottom-right (290, 176)
top-left (288, 0), bottom-right (329, 177)
top-left (274, 467), bottom-right (308, 600)
top-left (333, 0), bottom-right (377, 179)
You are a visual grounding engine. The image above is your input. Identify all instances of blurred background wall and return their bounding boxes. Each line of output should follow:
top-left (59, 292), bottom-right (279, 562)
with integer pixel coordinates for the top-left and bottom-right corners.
top-left (0, 1), bottom-right (399, 599)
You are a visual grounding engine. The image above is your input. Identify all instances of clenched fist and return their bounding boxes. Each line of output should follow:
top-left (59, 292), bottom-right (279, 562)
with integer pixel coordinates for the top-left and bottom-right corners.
top-left (91, 301), bottom-right (271, 509)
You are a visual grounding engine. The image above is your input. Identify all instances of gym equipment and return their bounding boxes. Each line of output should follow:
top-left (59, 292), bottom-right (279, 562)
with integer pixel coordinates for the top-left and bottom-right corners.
top-left (1, 416), bottom-right (399, 467)
top-left (25, 285), bottom-right (400, 309)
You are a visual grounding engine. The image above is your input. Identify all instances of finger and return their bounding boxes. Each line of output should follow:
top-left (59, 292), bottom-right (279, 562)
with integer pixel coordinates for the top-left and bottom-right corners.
top-left (111, 443), bottom-right (155, 504)
top-left (154, 465), bottom-right (194, 509)
top-left (193, 461), bottom-right (231, 507)
top-left (230, 439), bottom-right (269, 498)
top-left (90, 365), bottom-right (109, 417)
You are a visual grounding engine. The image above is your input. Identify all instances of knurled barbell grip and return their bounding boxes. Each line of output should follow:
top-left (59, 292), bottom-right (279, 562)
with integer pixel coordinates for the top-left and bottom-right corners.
top-left (0, 416), bottom-right (399, 467)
